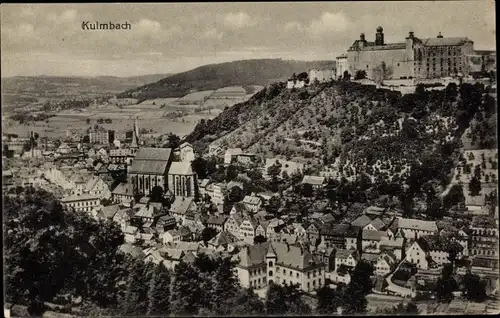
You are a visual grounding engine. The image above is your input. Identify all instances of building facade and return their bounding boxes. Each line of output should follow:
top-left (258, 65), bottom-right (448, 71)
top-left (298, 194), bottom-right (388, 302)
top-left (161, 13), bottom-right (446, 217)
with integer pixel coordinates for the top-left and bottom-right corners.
top-left (345, 27), bottom-right (475, 80)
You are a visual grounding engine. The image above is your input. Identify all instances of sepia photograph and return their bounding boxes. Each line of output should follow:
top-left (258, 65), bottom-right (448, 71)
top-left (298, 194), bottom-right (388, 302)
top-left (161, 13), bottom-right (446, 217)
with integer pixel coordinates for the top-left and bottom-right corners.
top-left (1, 1), bottom-right (498, 317)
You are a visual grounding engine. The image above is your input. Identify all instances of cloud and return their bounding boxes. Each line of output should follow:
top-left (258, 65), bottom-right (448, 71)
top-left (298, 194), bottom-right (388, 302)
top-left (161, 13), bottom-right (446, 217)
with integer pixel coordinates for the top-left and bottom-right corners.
top-left (19, 7), bottom-right (36, 18)
top-left (223, 12), bottom-right (256, 29)
top-left (307, 11), bottom-right (352, 36)
top-left (284, 22), bottom-right (304, 32)
top-left (136, 19), bottom-right (162, 33)
top-left (202, 27), bottom-right (224, 40)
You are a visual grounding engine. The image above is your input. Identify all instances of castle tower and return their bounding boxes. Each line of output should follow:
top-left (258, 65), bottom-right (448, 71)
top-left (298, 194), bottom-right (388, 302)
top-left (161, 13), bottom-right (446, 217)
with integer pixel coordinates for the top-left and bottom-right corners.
top-left (130, 118), bottom-right (140, 153)
top-left (375, 26), bottom-right (384, 46)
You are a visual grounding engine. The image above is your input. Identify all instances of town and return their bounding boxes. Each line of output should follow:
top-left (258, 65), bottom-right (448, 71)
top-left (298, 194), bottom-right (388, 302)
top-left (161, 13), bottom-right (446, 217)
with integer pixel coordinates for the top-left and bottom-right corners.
top-left (2, 3), bottom-right (498, 318)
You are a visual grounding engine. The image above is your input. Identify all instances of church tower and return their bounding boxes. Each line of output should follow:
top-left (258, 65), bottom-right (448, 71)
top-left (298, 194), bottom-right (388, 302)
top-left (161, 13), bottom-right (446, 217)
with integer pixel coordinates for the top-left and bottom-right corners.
top-left (375, 26), bottom-right (384, 46)
top-left (130, 118), bottom-right (140, 154)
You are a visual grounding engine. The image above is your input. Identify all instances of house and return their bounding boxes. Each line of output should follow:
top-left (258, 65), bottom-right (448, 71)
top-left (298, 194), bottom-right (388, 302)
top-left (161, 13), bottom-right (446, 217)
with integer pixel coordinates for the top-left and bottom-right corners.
top-left (84, 176), bottom-right (111, 199)
top-left (99, 204), bottom-right (121, 220)
top-left (469, 215), bottom-right (499, 258)
top-left (161, 229), bottom-right (182, 244)
top-left (242, 195), bottom-right (262, 212)
top-left (179, 142), bottom-right (195, 162)
top-left (266, 242), bottom-right (326, 292)
top-left (57, 143), bottom-right (72, 154)
top-left (69, 174), bottom-right (87, 196)
top-left (404, 240), bottom-right (430, 270)
top-left (319, 213), bottom-right (335, 225)
top-left (155, 215), bottom-right (177, 233)
top-left (198, 179), bottom-right (211, 197)
top-left (206, 215), bottom-right (228, 231)
top-left (124, 225), bottom-right (139, 243)
top-left (179, 226), bottom-right (194, 241)
top-left (230, 202), bottom-right (250, 215)
top-left (224, 148), bottom-right (243, 166)
top-left (170, 197), bottom-right (196, 223)
top-left (301, 175), bottom-right (326, 189)
top-left (225, 212), bottom-right (245, 238)
top-left (239, 216), bottom-right (258, 243)
top-left (335, 249), bottom-right (358, 271)
top-left (361, 230), bottom-right (387, 253)
top-left (133, 204), bottom-right (157, 227)
top-left (143, 247), bottom-right (165, 265)
top-left (306, 221), bottom-right (322, 244)
top-left (416, 235), bottom-right (465, 266)
top-left (60, 194), bottom-right (100, 213)
top-left (235, 153), bottom-right (257, 166)
top-left (161, 248), bottom-right (186, 270)
top-left (396, 218), bottom-right (438, 240)
top-left (113, 207), bottom-right (135, 231)
top-left (351, 214), bottom-right (373, 228)
top-left (364, 217), bottom-right (387, 231)
top-left (111, 182), bottom-right (134, 203)
top-left (211, 183), bottom-right (226, 206)
top-left (379, 236), bottom-right (405, 260)
top-left (320, 224), bottom-right (361, 250)
top-left (235, 242), bottom-right (270, 289)
top-left (208, 231), bottom-right (240, 250)
top-left (374, 252), bottom-right (398, 276)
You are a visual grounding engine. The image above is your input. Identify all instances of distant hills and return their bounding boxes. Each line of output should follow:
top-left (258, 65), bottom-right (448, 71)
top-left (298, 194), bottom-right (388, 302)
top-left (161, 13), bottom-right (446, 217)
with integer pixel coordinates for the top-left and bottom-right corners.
top-left (117, 59), bottom-right (336, 100)
top-left (1, 74), bottom-right (173, 95)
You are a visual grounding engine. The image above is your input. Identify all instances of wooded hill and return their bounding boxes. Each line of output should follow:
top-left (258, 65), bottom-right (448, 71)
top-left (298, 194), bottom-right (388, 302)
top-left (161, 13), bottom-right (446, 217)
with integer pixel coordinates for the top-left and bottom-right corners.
top-left (117, 59), bottom-right (336, 100)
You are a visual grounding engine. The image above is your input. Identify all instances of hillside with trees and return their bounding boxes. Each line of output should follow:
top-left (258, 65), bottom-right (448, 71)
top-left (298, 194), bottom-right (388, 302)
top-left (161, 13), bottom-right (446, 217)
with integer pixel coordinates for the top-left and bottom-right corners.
top-left (187, 79), bottom-right (493, 218)
top-left (117, 59), bottom-right (336, 100)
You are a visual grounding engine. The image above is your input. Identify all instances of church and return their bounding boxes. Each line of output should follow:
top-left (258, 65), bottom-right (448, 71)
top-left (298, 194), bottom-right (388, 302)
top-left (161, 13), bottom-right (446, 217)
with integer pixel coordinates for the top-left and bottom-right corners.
top-left (127, 121), bottom-right (197, 197)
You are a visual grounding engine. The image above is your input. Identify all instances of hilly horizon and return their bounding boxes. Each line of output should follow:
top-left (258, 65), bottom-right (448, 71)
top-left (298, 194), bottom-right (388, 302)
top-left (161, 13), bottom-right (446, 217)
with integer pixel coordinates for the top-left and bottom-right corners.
top-left (117, 59), bottom-right (336, 101)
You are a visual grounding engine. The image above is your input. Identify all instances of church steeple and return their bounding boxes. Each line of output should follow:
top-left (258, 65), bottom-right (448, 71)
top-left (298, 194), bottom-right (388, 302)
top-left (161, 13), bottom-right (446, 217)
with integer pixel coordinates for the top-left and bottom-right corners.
top-left (130, 118), bottom-right (140, 150)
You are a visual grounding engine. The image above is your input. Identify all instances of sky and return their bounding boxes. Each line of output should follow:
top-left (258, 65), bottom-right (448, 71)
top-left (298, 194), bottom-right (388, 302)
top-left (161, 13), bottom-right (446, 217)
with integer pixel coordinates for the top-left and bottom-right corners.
top-left (1, 1), bottom-right (496, 77)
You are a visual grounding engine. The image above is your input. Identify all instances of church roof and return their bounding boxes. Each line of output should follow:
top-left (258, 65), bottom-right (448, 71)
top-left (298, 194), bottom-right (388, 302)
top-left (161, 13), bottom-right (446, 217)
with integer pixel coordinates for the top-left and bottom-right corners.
top-left (169, 161), bottom-right (193, 175)
top-left (130, 148), bottom-right (172, 175)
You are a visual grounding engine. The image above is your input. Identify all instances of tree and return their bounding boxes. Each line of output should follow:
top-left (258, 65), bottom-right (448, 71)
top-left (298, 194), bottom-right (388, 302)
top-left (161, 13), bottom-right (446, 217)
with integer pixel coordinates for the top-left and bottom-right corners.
top-left (86, 118), bottom-right (91, 124)
top-left (300, 183), bottom-right (314, 198)
top-left (343, 70), bottom-right (351, 81)
top-left (163, 133), bottom-right (181, 149)
top-left (435, 263), bottom-right (457, 303)
top-left (443, 184), bottom-right (465, 209)
top-left (225, 164), bottom-right (239, 182)
top-left (469, 176), bottom-right (482, 196)
top-left (146, 263), bottom-right (171, 316)
top-left (228, 288), bottom-right (265, 316)
top-left (265, 282), bottom-right (311, 315)
top-left (191, 157), bottom-right (208, 179)
top-left (463, 271), bottom-right (487, 302)
top-left (343, 260), bottom-right (374, 314)
top-left (354, 70), bottom-right (367, 80)
top-left (253, 235), bottom-right (267, 244)
top-left (201, 227), bottom-right (218, 244)
top-left (120, 259), bottom-right (153, 316)
top-left (212, 257), bottom-right (240, 315)
top-left (267, 163), bottom-right (281, 181)
top-left (170, 262), bottom-right (203, 316)
top-left (317, 285), bottom-right (343, 314)
top-left (149, 185), bottom-right (164, 202)
top-left (373, 61), bottom-right (393, 85)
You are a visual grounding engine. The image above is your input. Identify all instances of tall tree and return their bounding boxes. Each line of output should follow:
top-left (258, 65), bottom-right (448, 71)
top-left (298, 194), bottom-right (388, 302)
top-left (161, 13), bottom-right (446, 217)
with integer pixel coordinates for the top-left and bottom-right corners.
top-left (463, 271), bottom-right (487, 302)
top-left (435, 263), bottom-right (457, 303)
top-left (343, 260), bottom-right (374, 314)
top-left (317, 285), bottom-right (343, 314)
top-left (146, 263), bottom-right (171, 316)
top-left (469, 175), bottom-right (482, 196)
top-left (120, 259), bottom-right (153, 316)
top-left (170, 262), bottom-right (203, 316)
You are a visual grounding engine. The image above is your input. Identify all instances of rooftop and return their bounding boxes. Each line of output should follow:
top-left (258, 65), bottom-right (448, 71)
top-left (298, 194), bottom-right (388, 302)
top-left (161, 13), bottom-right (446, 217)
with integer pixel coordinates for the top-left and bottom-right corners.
top-left (398, 218), bottom-right (438, 232)
top-left (169, 161), bottom-right (193, 175)
top-left (61, 193), bottom-right (99, 202)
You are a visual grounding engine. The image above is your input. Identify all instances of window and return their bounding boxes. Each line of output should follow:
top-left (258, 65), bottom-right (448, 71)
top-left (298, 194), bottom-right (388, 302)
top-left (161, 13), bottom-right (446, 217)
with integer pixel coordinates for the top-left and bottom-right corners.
top-left (296, 273), bottom-right (299, 278)
top-left (268, 270), bottom-right (273, 276)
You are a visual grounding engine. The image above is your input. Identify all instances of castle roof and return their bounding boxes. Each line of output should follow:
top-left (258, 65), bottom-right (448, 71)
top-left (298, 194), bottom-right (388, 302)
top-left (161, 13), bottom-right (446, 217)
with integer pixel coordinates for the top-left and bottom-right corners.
top-left (421, 37), bottom-right (472, 47)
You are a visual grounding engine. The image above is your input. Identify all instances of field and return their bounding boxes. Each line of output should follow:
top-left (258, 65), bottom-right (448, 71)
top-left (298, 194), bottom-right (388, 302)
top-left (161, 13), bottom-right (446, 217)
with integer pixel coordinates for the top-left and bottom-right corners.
top-left (2, 106), bottom-right (219, 139)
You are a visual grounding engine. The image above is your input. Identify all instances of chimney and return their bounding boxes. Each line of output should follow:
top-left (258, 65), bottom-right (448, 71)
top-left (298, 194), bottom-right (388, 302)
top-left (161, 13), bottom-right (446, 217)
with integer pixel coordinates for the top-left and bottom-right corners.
top-left (437, 32), bottom-right (443, 38)
top-left (409, 31), bottom-right (414, 39)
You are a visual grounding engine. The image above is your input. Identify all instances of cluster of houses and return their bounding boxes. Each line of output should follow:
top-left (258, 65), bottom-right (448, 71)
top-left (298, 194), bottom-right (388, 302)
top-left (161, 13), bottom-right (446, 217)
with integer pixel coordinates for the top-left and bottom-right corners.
top-left (2, 126), bottom-right (498, 299)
